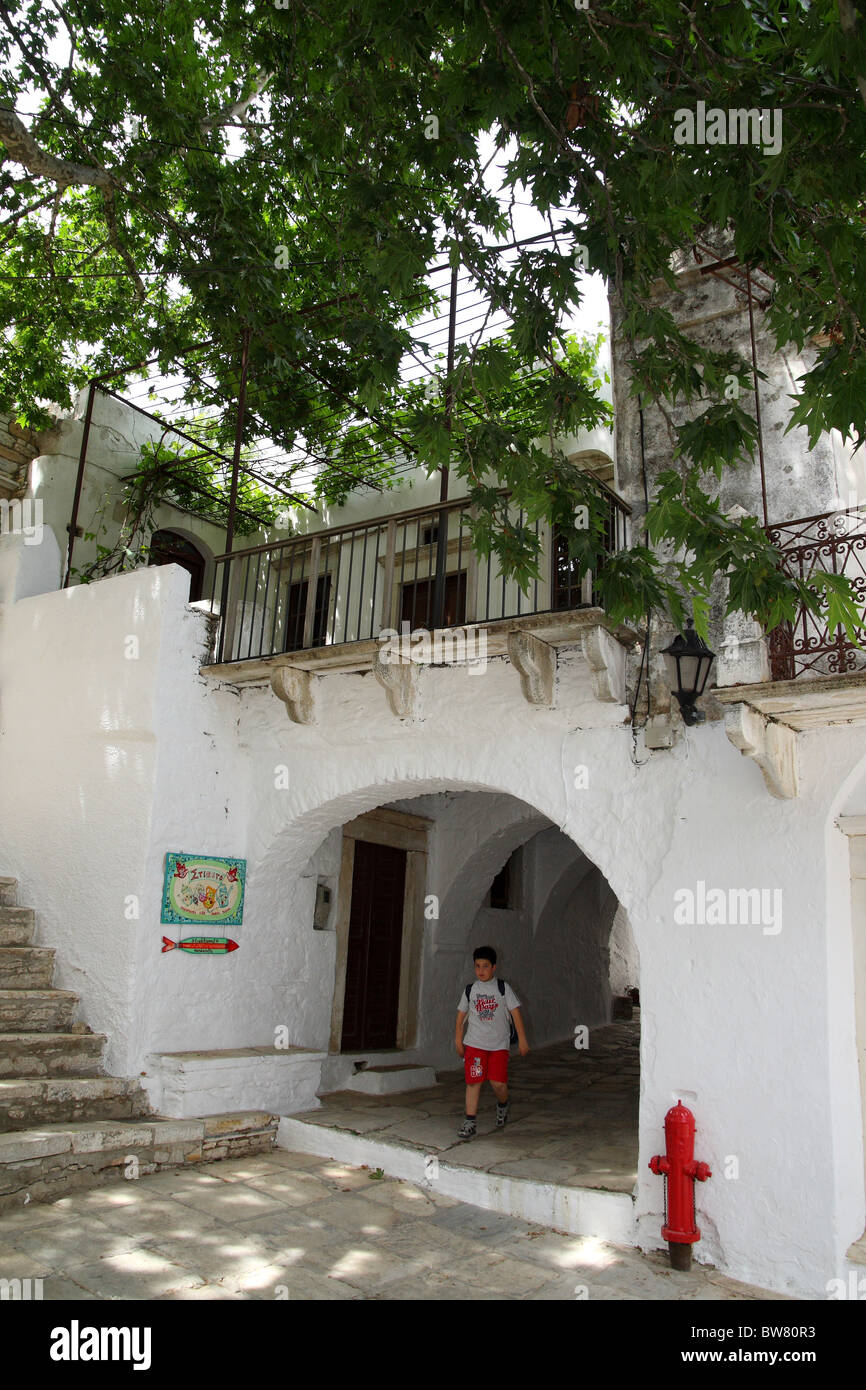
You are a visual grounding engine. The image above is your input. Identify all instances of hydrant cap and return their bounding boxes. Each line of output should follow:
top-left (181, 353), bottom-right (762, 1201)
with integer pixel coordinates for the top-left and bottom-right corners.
top-left (666, 1100), bottom-right (695, 1128)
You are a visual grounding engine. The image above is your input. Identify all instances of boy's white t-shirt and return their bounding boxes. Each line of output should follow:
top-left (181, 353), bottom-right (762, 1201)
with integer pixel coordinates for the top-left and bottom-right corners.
top-left (458, 978), bottom-right (521, 1052)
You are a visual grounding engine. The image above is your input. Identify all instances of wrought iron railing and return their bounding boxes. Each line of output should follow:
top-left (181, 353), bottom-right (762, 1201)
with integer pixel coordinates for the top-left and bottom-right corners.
top-left (207, 484), bottom-right (630, 665)
top-left (766, 507), bottom-right (866, 679)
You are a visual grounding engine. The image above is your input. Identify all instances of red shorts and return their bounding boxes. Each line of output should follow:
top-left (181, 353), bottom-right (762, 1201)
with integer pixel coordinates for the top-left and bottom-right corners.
top-left (464, 1047), bottom-right (509, 1085)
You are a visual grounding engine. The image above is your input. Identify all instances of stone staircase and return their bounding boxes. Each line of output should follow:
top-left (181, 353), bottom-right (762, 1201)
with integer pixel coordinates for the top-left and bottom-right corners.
top-left (0, 875), bottom-right (278, 1211)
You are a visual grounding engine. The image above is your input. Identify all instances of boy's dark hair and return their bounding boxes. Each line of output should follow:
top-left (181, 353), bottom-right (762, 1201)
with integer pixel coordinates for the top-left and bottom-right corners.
top-left (473, 945), bottom-right (497, 966)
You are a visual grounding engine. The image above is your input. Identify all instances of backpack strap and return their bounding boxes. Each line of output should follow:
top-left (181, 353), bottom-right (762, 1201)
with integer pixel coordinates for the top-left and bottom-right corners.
top-left (498, 979), bottom-right (518, 1045)
top-left (465, 983), bottom-right (472, 1005)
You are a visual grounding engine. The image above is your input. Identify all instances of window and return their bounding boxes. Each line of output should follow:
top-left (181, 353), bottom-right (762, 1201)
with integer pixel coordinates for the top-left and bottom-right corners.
top-left (489, 860), bottom-right (511, 909)
top-left (400, 571), bottom-right (466, 629)
top-left (284, 574), bottom-right (331, 651)
top-left (148, 530), bottom-right (205, 602)
top-left (488, 849), bottom-right (522, 910)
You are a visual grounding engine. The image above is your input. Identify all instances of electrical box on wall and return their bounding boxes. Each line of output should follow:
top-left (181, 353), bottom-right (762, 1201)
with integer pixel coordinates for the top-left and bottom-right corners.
top-left (313, 881), bottom-right (333, 930)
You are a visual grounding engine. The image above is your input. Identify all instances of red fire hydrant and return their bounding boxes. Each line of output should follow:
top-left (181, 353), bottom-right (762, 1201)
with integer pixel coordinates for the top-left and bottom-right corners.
top-left (649, 1100), bottom-right (711, 1271)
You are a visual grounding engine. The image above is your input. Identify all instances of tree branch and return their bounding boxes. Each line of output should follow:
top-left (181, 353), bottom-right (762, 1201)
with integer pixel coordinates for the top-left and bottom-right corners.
top-left (201, 73), bottom-right (270, 134)
top-left (101, 188), bottom-right (146, 299)
top-left (0, 107), bottom-right (115, 186)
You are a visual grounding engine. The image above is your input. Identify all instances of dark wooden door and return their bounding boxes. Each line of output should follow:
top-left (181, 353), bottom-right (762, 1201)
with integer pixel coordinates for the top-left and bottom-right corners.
top-left (341, 839), bottom-right (407, 1051)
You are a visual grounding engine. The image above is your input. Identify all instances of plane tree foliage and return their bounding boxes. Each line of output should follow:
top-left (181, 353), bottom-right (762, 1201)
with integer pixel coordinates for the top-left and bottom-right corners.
top-left (1, 0), bottom-right (865, 636)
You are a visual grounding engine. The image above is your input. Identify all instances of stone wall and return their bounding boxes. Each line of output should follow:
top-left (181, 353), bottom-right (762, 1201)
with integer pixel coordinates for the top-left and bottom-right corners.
top-left (610, 258), bottom-right (865, 688)
top-left (0, 416), bottom-right (40, 501)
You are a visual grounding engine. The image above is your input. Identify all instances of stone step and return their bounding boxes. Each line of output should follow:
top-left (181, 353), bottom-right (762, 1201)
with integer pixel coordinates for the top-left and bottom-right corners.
top-left (0, 989), bottom-right (77, 1033)
top-left (0, 1076), bottom-right (150, 1132)
top-left (0, 1111), bottom-right (279, 1211)
top-left (0, 908), bottom-right (35, 946)
top-left (345, 1063), bottom-right (438, 1095)
top-left (0, 878), bottom-right (17, 908)
top-left (0, 946), bottom-right (55, 990)
top-left (199, 1110), bottom-right (281, 1161)
top-left (0, 1032), bottom-right (106, 1078)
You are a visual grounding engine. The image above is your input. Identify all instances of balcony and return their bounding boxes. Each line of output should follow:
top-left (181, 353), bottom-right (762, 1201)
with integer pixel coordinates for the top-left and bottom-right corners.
top-left (715, 506), bottom-right (866, 798)
top-left (200, 484), bottom-right (634, 718)
top-left (763, 508), bottom-right (866, 681)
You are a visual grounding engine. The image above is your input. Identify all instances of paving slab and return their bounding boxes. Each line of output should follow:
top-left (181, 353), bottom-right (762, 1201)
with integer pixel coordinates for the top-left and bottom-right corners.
top-left (222, 1261), bottom-right (362, 1299)
top-left (170, 1183), bottom-right (289, 1225)
top-left (356, 1177), bottom-right (440, 1219)
top-left (0, 1146), bottom-right (786, 1301)
top-left (299, 1236), bottom-right (430, 1293)
top-left (308, 1195), bottom-right (404, 1237)
top-left (379, 1270), bottom-right (509, 1300)
top-left (370, 1219), bottom-right (479, 1267)
top-left (144, 1231), bottom-right (290, 1285)
top-left (6, 1216), bottom-right (148, 1269)
top-left (69, 1249), bottom-right (207, 1299)
top-left (244, 1170), bottom-right (332, 1208)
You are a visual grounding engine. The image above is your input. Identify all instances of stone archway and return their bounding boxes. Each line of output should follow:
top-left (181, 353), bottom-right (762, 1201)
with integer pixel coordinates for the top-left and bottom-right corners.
top-left (255, 777), bottom-right (638, 1078)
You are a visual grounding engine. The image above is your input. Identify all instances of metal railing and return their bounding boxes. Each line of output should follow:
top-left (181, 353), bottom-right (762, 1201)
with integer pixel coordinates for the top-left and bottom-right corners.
top-left (766, 507), bottom-right (866, 679)
top-left (207, 483), bottom-right (630, 665)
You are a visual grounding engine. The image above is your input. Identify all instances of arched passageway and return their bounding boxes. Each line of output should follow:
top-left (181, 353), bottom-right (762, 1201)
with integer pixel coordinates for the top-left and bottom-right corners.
top-left (284, 787), bottom-right (641, 1198)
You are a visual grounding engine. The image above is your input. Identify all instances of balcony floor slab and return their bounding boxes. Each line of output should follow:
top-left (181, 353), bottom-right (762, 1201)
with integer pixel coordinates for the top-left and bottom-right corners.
top-left (714, 669), bottom-right (866, 731)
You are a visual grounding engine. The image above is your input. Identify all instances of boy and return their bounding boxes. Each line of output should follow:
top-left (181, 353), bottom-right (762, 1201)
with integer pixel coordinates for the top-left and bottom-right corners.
top-left (455, 945), bottom-right (529, 1140)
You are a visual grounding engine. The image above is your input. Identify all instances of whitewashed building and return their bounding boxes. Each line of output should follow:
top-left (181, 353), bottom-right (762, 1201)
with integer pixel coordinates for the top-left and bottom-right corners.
top-left (1, 251), bottom-right (865, 1299)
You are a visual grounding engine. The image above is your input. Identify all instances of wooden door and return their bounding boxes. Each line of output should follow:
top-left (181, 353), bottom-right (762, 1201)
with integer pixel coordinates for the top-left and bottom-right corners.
top-left (341, 839), bottom-right (407, 1051)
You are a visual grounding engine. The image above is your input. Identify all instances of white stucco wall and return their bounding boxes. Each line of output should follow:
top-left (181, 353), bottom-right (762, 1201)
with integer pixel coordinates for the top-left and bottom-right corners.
top-left (22, 390), bottom-right (238, 598)
top-left (1, 567), bottom-right (865, 1297)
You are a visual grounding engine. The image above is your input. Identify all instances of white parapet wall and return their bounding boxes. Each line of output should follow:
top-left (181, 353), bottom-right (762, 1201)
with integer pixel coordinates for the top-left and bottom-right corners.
top-left (0, 561), bottom-right (245, 1076)
top-left (144, 1046), bottom-right (326, 1118)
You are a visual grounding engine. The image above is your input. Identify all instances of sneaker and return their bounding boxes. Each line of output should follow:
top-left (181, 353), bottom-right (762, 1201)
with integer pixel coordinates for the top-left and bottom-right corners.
top-left (457, 1116), bottom-right (477, 1140)
top-left (496, 1101), bottom-right (510, 1128)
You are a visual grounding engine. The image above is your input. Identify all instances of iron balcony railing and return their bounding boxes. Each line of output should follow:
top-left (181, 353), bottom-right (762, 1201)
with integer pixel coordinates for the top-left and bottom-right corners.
top-left (767, 506), bottom-right (866, 679)
top-left (207, 484), bottom-right (631, 665)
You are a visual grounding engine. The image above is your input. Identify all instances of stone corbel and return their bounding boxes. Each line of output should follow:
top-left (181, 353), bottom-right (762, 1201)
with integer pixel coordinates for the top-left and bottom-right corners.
top-left (507, 630), bottom-right (555, 706)
top-left (581, 624), bottom-right (627, 704)
top-left (372, 647), bottom-right (419, 719)
top-left (724, 703), bottom-right (799, 799)
top-left (270, 666), bottom-right (316, 725)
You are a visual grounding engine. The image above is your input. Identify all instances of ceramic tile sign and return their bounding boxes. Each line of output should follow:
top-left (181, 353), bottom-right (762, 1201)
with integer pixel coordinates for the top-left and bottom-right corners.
top-left (161, 853), bottom-right (246, 927)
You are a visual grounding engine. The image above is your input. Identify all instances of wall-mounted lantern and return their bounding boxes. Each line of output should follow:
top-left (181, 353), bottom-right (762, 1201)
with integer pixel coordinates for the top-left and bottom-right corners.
top-left (662, 620), bottom-right (716, 726)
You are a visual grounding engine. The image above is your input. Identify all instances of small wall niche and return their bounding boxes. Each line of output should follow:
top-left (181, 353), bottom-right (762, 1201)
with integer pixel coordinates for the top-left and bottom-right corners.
top-left (313, 879), bottom-right (335, 930)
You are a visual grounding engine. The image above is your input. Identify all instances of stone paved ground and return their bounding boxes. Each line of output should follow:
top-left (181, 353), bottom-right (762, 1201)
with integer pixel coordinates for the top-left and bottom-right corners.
top-left (298, 1022), bottom-right (639, 1191)
top-left (0, 1148), bottom-right (789, 1300)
